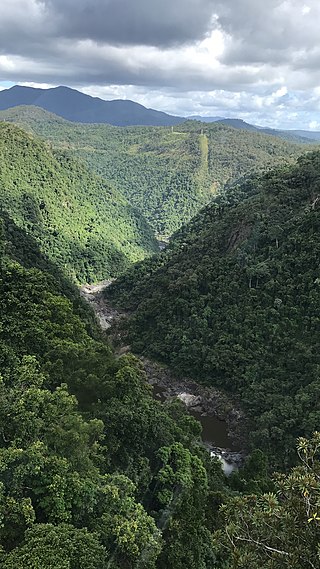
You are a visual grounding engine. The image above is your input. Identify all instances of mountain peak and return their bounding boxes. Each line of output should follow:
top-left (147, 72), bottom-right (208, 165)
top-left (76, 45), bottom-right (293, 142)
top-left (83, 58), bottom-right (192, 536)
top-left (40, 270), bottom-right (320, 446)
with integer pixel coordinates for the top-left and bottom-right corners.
top-left (0, 85), bottom-right (183, 126)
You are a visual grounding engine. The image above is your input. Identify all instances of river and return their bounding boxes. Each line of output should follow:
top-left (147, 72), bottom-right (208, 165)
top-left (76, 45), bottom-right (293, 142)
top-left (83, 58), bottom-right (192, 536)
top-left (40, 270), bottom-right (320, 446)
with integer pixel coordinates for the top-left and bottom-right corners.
top-left (153, 384), bottom-right (242, 474)
top-left (81, 281), bottom-right (244, 474)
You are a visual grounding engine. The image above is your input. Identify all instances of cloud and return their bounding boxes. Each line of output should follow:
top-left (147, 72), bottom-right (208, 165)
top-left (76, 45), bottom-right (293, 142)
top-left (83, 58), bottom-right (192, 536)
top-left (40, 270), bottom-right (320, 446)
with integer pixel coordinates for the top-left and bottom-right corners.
top-left (0, 29), bottom-right (278, 92)
top-left (1, 0), bottom-right (320, 128)
top-left (218, 0), bottom-right (320, 67)
top-left (0, 0), bottom-right (217, 50)
top-left (47, 0), bottom-right (217, 46)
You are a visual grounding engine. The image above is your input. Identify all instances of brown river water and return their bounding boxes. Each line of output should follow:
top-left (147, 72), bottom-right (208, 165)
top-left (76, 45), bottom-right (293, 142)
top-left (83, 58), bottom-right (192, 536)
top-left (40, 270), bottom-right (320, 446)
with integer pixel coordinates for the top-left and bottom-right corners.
top-left (81, 282), bottom-right (243, 473)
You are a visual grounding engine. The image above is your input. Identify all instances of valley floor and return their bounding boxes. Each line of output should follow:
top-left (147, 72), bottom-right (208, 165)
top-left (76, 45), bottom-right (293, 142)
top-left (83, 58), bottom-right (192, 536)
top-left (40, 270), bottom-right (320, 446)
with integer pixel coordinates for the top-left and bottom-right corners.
top-left (80, 280), bottom-right (247, 467)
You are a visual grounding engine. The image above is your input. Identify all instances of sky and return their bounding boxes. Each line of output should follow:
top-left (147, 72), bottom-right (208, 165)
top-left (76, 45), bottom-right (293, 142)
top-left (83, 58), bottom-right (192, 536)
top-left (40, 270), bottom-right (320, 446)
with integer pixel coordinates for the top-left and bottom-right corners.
top-left (1, 0), bottom-right (320, 129)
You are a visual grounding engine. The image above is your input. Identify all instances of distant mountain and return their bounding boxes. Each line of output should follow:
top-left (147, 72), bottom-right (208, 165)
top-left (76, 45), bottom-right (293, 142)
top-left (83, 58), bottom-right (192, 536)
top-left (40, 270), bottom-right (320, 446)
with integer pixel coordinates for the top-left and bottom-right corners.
top-left (187, 115), bottom-right (223, 122)
top-left (187, 117), bottom-right (258, 129)
top-left (288, 129), bottom-right (320, 141)
top-left (257, 126), bottom-right (317, 144)
top-left (213, 119), bottom-right (316, 143)
top-left (0, 106), bottom-right (308, 237)
top-left (2, 87), bottom-right (319, 142)
top-left (188, 116), bottom-right (317, 144)
top-left (0, 85), bottom-right (184, 126)
top-left (215, 118), bottom-right (258, 131)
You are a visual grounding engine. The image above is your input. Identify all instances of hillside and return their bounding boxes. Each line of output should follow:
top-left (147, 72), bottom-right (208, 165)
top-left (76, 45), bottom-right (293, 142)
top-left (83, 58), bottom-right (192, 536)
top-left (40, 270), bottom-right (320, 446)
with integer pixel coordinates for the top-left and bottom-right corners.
top-left (0, 122), bottom-right (158, 283)
top-left (213, 119), bottom-right (314, 144)
top-left (1, 130), bottom-right (319, 569)
top-left (290, 129), bottom-right (320, 141)
top-left (0, 106), bottom-right (310, 236)
top-left (107, 152), bottom-right (320, 466)
top-left (0, 211), bottom-right (235, 568)
top-left (188, 116), bottom-right (316, 143)
top-left (0, 85), bottom-right (183, 126)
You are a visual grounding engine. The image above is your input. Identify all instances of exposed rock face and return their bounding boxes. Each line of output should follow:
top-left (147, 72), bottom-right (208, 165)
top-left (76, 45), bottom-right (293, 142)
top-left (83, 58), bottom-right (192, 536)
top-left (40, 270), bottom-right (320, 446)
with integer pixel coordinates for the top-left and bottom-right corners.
top-left (177, 392), bottom-right (202, 407)
top-left (209, 447), bottom-right (244, 475)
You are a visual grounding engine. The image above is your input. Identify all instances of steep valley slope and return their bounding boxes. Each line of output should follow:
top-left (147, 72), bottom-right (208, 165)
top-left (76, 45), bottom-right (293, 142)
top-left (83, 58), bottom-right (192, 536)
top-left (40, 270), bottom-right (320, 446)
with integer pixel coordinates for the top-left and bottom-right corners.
top-left (1, 119), bottom-right (320, 569)
top-left (0, 105), bottom-right (313, 237)
top-left (0, 121), bottom-right (158, 283)
top-left (107, 152), bottom-right (320, 467)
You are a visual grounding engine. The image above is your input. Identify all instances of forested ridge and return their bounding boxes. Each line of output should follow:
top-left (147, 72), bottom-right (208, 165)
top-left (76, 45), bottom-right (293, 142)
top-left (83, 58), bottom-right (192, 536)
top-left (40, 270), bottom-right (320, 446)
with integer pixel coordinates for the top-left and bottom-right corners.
top-left (108, 152), bottom-right (320, 468)
top-left (1, 210), bottom-right (319, 568)
top-left (0, 109), bottom-right (319, 566)
top-left (0, 211), bottom-right (229, 568)
top-left (0, 85), bottom-right (183, 126)
top-left (0, 122), bottom-right (158, 283)
top-left (0, 106), bottom-right (311, 236)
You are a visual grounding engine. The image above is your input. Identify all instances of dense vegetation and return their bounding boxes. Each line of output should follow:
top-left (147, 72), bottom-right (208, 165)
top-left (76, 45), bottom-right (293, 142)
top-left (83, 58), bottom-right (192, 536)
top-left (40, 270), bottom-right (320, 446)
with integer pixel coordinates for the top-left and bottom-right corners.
top-left (0, 106), bottom-right (310, 236)
top-left (215, 432), bottom-right (320, 568)
top-left (0, 212), bottom-right (230, 568)
top-left (1, 215), bottom-right (319, 567)
top-left (0, 117), bottom-right (320, 569)
top-left (0, 122), bottom-right (158, 283)
top-left (211, 117), bottom-right (315, 144)
top-left (108, 152), bottom-right (320, 467)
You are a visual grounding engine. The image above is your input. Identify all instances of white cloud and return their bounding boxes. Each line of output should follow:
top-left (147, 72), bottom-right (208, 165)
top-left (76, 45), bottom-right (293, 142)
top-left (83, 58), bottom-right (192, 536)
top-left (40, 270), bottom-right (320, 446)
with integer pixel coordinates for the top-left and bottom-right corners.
top-left (309, 120), bottom-right (320, 130)
top-left (302, 5), bottom-right (311, 15)
top-left (1, 0), bottom-right (320, 128)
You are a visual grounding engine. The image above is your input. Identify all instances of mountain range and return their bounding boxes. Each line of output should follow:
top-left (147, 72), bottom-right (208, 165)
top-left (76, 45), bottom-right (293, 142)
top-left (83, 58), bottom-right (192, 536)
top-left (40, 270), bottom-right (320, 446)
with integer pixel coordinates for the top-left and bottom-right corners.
top-left (1, 86), bottom-right (320, 143)
top-left (0, 85), bottom-right (183, 126)
top-left (0, 104), bottom-right (308, 238)
top-left (189, 117), bottom-right (317, 144)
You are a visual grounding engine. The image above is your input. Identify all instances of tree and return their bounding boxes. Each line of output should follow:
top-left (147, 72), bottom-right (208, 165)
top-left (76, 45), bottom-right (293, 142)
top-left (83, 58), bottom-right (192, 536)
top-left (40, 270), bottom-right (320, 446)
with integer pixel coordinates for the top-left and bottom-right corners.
top-left (0, 524), bottom-right (109, 569)
top-left (215, 433), bottom-right (320, 568)
top-left (154, 443), bottom-right (215, 569)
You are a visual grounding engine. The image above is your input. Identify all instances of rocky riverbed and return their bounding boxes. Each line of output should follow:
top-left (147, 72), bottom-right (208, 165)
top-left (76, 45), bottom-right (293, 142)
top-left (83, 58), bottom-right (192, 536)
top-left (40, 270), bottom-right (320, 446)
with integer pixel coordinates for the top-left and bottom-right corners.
top-left (80, 280), bottom-right (247, 472)
top-left (80, 280), bottom-right (123, 330)
top-left (140, 356), bottom-right (246, 467)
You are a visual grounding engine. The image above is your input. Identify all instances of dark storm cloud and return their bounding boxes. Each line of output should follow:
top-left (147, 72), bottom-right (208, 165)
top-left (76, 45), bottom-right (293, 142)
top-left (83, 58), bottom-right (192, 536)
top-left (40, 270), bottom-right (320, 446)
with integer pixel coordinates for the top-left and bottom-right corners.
top-left (49, 0), bottom-right (217, 46)
top-left (0, 39), bottom-right (267, 93)
top-left (0, 0), bottom-right (218, 66)
top-left (215, 0), bottom-right (320, 66)
top-left (1, 0), bottom-right (319, 87)
top-left (3, 0), bottom-right (217, 49)
top-left (1, 0), bottom-right (320, 128)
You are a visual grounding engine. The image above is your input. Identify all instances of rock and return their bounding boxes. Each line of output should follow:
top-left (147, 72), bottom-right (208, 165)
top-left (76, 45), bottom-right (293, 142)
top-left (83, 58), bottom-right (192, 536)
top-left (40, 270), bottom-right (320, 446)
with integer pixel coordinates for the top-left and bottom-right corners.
top-left (140, 357), bottom-right (247, 452)
top-left (177, 392), bottom-right (201, 408)
top-left (117, 345), bottom-right (131, 355)
top-left (80, 280), bottom-right (126, 333)
top-left (80, 284), bottom-right (247, 456)
top-left (190, 405), bottom-right (203, 413)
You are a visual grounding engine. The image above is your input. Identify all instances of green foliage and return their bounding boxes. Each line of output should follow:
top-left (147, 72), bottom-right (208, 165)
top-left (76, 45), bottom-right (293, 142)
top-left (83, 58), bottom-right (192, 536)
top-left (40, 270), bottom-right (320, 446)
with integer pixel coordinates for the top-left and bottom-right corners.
top-left (215, 432), bottom-right (320, 568)
top-left (0, 524), bottom-right (109, 569)
top-left (0, 121), bottom-right (158, 283)
top-left (2, 111), bottom-right (318, 567)
top-left (0, 107), bottom-right (309, 236)
top-left (0, 216), bottom-right (229, 567)
top-left (108, 152), bottom-right (320, 466)
top-left (155, 443), bottom-right (216, 569)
